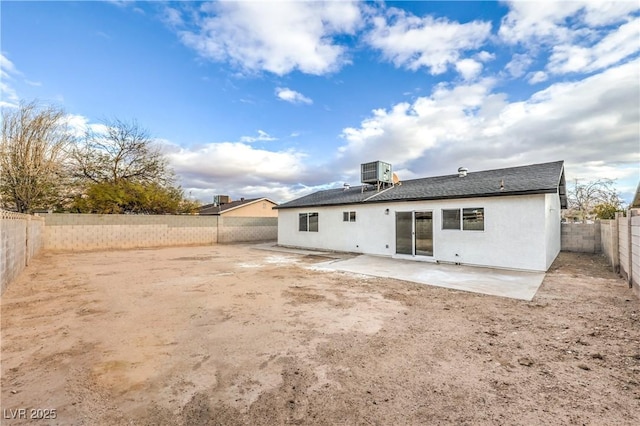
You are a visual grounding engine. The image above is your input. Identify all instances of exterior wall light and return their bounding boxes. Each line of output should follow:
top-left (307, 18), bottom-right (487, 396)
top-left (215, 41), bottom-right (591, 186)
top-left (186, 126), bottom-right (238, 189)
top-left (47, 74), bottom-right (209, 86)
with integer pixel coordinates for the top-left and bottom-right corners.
top-left (385, 208), bottom-right (390, 215)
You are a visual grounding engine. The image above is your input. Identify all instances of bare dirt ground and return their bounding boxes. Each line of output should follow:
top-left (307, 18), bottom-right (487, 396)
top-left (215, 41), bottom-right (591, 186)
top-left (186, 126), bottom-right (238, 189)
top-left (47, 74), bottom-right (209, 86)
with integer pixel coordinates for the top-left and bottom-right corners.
top-left (1, 245), bottom-right (639, 425)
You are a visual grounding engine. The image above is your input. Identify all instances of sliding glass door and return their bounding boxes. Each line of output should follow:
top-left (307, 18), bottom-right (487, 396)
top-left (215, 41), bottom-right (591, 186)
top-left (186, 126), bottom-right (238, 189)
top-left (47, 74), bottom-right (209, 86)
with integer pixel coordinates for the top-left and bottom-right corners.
top-left (395, 211), bottom-right (433, 257)
top-left (415, 211), bottom-right (433, 256)
top-left (395, 212), bottom-right (413, 255)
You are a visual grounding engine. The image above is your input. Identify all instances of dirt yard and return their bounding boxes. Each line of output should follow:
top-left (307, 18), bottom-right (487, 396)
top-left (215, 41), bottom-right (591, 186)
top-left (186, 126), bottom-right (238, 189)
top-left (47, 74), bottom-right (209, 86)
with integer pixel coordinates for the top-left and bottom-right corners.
top-left (1, 245), bottom-right (639, 425)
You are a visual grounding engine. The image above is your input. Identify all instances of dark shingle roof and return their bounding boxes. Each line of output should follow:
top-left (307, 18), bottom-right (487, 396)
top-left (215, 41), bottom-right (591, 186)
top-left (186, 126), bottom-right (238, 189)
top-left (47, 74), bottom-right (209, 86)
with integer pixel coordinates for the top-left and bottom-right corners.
top-left (276, 161), bottom-right (566, 209)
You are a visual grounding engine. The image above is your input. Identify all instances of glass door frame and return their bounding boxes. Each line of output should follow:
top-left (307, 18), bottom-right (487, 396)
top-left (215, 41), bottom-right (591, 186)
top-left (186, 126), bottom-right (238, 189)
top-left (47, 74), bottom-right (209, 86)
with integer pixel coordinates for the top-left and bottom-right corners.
top-left (395, 210), bottom-right (434, 257)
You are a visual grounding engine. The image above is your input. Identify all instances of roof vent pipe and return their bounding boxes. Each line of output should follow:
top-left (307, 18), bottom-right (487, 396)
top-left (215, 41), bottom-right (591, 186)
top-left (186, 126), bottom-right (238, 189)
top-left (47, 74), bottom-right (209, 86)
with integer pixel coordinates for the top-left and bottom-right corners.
top-left (458, 167), bottom-right (468, 177)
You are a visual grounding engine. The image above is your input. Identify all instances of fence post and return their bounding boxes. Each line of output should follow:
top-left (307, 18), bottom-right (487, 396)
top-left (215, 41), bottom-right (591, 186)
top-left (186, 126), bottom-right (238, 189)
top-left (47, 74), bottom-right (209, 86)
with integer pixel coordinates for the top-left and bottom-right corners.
top-left (25, 215), bottom-right (31, 267)
top-left (612, 214), bottom-right (620, 273)
top-left (628, 211), bottom-right (633, 288)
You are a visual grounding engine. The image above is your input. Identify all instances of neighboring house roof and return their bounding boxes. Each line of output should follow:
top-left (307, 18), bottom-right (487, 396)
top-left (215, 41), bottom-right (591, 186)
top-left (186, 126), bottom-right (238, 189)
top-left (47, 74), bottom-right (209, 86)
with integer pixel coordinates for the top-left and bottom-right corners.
top-left (200, 197), bottom-right (277, 215)
top-left (632, 182), bottom-right (640, 209)
top-left (276, 161), bottom-right (567, 210)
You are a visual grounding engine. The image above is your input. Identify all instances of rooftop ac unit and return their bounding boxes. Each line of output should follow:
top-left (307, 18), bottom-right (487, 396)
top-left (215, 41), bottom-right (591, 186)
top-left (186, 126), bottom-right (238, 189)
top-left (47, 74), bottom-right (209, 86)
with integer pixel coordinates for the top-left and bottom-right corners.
top-left (214, 195), bottom-right (231, 206)
top-left (361, 161), bottom-right (393, 185)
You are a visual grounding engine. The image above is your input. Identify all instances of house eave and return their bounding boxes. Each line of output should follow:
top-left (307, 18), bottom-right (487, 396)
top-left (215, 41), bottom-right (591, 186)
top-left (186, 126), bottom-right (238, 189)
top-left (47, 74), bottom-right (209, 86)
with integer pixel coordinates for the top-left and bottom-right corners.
top-left (274, 189), bottom-right (559, 210)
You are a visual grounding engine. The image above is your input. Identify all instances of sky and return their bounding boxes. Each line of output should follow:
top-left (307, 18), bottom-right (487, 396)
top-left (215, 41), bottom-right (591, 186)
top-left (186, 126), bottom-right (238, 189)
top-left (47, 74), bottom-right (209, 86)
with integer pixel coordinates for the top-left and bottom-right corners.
top-left (1, 0), bottom-right (639, 205)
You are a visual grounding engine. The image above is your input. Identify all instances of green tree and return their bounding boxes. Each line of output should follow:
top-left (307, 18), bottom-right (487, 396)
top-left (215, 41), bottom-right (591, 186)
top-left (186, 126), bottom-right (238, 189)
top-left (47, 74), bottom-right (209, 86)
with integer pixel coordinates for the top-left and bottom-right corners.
top-left (0, 101), bottom-right (73, 213)
top-left (73, 180), bottom-right (199, 214)
top-left (593, 202), bottom-right (622, 220)
top-left (567, 178), bottom-right (624, 222)
top-left (70, 119), bottom-right (198, 214)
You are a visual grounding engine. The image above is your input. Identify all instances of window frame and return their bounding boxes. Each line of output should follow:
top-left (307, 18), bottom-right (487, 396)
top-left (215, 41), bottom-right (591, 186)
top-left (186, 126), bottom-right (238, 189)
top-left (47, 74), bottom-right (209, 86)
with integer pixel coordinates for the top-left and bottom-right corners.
top-left (442, 209), bottom-right (461, 230)
top-left (343, 211), bottom-right (356, 222)
top-left (299, 213), bottom-right (308, 232)
top-left (299, 212), bottom-right (319, 232)
top-left (308, 212), bottom-right (319, 232)
top-left (442, 208), bottom-right (485, 231)
top-left (462, 208), bottom-right (484, 231)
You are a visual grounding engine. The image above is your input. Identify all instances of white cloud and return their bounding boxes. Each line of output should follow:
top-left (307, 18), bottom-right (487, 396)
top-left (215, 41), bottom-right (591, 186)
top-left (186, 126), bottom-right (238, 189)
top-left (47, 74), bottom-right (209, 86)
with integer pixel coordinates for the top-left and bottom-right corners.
top-left (163, 139), bottom-right (341, 203)
top-left (338, 59), bottom-right (639, 189)
top-left (275, 87), bottom-right (313, 105)
top-left (161, 6), bottom-right (183, 28)
top-left (499, 1), bottom-right (640, 76)
top-left (364, 7), bottom-right (492, 74)
top-left (475, 51), bottom-right (495, 62)
top-left (339, 78), bottom-right (495, 167)
top-left (240, 130), bottom-right (277, 143)
top-left (176, 1), bottom-right (362, 75)
top-left (106, 0), bottom-right (144, 14)
top-left (167, 141), bottom-right (306, 181)
top-left (499, 1), bottom-right (586, 45)
top-left (547, 17), bottom-right (640, 74)
top-left (455, 59), bottom-right (483, 81)
top-left (528, 71), bottom-right (548, 84)
top-left (0, 53), bottom-right (19, 80)
top-left (0, 53), bottom-right (20, 107)
top-left (63, 114), bottom-right (108, 138)
top-left (499, 1), bottom-right (638, 45)
top-left (505, 53), bottom-right (533, 78)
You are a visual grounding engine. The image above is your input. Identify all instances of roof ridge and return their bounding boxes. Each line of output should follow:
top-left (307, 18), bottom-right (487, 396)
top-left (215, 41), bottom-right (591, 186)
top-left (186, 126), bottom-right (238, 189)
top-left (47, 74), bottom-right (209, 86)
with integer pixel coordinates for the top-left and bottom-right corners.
top-left (395, 160), bottom-right (564, 184)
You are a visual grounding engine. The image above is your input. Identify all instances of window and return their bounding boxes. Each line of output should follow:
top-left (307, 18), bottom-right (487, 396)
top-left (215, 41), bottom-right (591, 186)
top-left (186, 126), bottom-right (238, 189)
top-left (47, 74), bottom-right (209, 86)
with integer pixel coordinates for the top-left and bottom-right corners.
top-left (442, 209), bottom-right (461, 230)
top-left (343, 211), bottom-right (356, 222)
top-left (463, 208), bottom-right (484, 231)
top-left (443, 208), bottom-right (485, 231)
top-left (299, 212), bottom-right (319, 232)
top-left (309, 213), bottom-right (318, 232)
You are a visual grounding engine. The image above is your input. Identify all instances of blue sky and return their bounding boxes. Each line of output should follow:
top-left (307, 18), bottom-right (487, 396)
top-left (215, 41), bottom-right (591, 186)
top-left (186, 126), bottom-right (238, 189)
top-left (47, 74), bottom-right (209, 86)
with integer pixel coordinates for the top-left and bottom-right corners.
top-left (1, 0), bottom-right (639, 204)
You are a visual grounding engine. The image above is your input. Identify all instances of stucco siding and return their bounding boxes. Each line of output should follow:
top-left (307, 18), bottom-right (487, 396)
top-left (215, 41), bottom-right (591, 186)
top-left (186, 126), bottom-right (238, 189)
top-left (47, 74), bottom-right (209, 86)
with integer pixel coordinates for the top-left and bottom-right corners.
top-left (278, 194), bottom-right (551, 271)
top-left (222, 201), bottom-right (278, 217)
top-left (545, 193), bottom-right (562, 269)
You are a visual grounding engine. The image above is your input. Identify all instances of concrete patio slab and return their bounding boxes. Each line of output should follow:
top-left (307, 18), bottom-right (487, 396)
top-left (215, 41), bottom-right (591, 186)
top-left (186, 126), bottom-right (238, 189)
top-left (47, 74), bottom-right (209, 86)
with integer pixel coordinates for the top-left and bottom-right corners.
top-left (309, 255), bottom-right (545, 301)
top-left (253, 244), bottom-right (544, 300)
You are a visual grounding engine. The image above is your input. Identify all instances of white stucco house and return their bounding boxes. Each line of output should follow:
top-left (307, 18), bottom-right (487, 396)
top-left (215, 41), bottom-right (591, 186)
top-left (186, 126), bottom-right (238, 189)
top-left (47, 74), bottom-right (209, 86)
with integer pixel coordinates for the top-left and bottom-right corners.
top-left (275, 161), bottom-right (567, 272)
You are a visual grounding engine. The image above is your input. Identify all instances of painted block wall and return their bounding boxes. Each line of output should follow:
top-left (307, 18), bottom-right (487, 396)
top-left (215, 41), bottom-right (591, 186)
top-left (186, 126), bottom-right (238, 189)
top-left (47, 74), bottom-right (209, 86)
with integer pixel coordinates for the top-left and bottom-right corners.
top-left (278, 194), bottom-right (554, 271)
top-left (43, 214), bottom-right (219, 251)
top-left (614, 212), bottom-right (640, 298)
top-left (42, 215), bottom-right (278, 251)
top-left (599, 219), bottom-right (616, 268)
top-left (217, 217), bottom-right (278, 243)
top-left (631, 215), bottom-right (640, 292)
top-left (1, 211), bottom-right (44, 294)
top-left (561, 222), bottom-right (602, 253)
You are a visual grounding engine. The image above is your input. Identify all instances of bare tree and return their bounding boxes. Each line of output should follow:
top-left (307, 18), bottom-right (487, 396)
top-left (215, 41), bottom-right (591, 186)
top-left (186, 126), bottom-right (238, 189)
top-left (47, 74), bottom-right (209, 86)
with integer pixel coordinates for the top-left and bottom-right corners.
top-left (0, 101), bottom-right (73, 213)
top-left (567, 178), bottom-right (624, 222)
top-left (71, 118), bottom-right (173, 186)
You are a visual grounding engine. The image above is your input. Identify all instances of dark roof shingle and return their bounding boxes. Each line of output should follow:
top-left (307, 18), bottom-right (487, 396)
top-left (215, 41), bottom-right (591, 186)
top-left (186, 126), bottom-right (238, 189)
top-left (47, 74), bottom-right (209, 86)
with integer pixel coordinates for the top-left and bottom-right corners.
top-left (200, 198), bottom-right (261, 215)
top-left (276, 161), bottom-right (566, 209)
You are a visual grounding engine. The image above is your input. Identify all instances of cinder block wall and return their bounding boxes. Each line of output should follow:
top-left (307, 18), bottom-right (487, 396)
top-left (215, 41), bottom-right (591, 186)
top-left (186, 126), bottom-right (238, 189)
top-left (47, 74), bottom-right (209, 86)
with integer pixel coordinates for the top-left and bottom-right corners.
top-left (599, 219), bottom-right (618, 269)
top-left (218, 217), bottom-right (278, 243)
top-left (561, 222), bottom-right (601, 253)
top-left (1, 211), bottom-right (44, 294)
top-left (41, 214), bottom-right (278, 251)
top-left (43, 214), bottom-right (219, 251)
